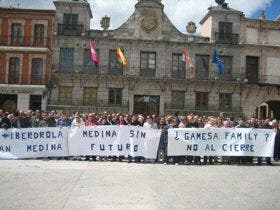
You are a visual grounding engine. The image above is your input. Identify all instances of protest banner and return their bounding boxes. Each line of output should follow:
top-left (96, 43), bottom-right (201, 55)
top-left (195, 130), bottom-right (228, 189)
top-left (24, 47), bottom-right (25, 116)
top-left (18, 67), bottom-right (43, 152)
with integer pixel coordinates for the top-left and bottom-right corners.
top-left (0, 127), bottom-right (69, 159)
top-left (168, 128), bottom-right (276, 157)
top-left (68, 125), bottom-right (161, 159)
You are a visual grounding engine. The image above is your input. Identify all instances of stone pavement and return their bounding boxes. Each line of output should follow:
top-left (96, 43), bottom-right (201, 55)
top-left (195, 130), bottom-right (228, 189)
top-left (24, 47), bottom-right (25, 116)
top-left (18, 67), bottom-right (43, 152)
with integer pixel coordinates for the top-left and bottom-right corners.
top-left (0, 160), bottom-right (280, 210)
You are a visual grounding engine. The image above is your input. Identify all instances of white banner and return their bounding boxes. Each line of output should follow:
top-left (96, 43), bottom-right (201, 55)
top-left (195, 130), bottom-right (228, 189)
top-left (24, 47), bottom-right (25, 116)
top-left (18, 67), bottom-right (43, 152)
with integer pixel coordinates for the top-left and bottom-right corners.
top-left (0, 127), bottom-right (69, 159)
top-left (168, 128), bottom-right (276, 157)
top-left (68, 125), bottom-right (161, 159)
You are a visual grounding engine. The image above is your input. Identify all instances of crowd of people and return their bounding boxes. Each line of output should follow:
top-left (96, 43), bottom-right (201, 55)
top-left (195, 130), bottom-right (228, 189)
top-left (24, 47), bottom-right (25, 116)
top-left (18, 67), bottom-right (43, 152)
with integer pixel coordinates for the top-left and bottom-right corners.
top-left (0, 109), bottom-right (280, 165)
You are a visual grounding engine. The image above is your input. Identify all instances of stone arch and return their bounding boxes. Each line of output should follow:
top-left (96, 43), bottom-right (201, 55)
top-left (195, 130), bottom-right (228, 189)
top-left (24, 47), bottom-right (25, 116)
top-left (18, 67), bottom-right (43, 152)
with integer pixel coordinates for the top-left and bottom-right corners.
top-left (241, 86), bottom-right (280, 119)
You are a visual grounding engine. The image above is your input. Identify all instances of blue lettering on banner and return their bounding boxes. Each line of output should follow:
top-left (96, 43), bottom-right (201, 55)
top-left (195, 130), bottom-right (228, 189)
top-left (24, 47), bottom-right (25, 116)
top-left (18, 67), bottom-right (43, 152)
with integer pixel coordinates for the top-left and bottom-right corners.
top-left (0, 145), bottom-right (11, 152)
top-left (89, 144), bottom-right (139, 152)
top-left (130, 130), bottom-right (146, 139)
top-left (7, 130), bottom-right (63, 140)
top-left (222, 144), bottom-right (255, 152)
top-left (183, 132), bottom-right (219, 141)
top-left (205, 144), bottom-right (215, 151)
top-left (26, 144), bottom-right (62, 152)
top-left (187, 144), bottom-right (198, 151)
top-left (83, 130), bottom-right (117, 138)
top-left (224, 132), bottom-right (258, 141)
top-left (118, 145), bottom-right (123, 151)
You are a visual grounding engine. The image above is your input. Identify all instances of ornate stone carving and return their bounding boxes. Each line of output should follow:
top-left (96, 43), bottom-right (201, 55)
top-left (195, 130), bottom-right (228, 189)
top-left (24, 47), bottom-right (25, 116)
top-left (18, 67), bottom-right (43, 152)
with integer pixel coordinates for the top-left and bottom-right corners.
top-left (141, 14), bottom-right (158, 33)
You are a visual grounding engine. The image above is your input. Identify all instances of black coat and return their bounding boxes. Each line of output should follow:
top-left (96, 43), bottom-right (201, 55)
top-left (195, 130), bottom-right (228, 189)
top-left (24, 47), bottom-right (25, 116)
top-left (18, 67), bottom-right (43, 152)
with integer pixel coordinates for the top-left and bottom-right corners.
top-left (274, 129), bottom-right (280, 159)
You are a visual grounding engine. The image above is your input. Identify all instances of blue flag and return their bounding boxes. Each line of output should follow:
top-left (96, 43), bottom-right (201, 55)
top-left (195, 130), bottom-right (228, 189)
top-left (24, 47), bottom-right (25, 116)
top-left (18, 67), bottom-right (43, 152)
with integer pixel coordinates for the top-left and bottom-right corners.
top-left (212, 49), bottom-right (224, 73)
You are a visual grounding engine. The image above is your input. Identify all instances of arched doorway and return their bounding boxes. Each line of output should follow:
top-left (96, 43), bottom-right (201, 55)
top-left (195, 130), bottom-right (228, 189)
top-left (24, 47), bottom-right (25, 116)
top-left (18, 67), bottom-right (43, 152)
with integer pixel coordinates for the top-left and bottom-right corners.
top-left (0, 94), bottom-right (17, 113)
top-left (253, 101), bottom-right (280, 120)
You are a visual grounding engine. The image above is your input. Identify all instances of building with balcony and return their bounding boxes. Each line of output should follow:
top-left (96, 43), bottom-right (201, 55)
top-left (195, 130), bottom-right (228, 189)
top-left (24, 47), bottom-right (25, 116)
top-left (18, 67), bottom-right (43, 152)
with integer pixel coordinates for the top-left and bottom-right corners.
top-left (49, 0), bottom-right (280, 119)
top-left (0, 0), bottom-right (55, 112)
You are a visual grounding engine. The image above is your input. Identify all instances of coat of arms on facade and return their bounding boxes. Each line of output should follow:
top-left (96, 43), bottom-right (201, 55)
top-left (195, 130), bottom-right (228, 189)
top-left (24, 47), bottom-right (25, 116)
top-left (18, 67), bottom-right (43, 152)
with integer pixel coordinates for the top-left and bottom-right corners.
top-left (141, 13), bottom-right (159, 33)
top-left (186, 21), bottom-right (197, 34)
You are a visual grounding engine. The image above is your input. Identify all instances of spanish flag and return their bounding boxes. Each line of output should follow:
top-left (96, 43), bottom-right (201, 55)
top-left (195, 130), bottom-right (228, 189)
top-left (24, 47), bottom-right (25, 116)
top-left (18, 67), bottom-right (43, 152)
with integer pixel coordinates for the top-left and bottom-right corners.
top-left (116, 48), bottom-right (127, 65)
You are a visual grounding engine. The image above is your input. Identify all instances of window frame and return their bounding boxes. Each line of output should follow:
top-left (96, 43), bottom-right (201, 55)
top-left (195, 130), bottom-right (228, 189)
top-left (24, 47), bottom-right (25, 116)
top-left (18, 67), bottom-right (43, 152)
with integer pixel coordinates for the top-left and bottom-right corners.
top-left (108, 88), bottom-right (122, 105)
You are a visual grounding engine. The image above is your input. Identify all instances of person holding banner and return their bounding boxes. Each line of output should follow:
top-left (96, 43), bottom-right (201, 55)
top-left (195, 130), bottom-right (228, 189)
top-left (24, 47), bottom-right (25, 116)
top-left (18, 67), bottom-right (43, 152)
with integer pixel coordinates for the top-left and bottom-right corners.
top-left (248, 118), bottom-right (259, 165)
top-left (235, 118), bottom-right (248, 165)
top-left (258, 119), bottom-right (273, 165)
top-left (186, 115), bottom-right (201, 165)
top-left (203, 117), bottom-right (216, 164)
top-left (157, 117), bottom-right (168, 163)
top-left (71, 112), bottom-right (85, 160)
top-left (271, 120), bottom-right (280, 160)
top-left (165, 117), bottom-right (182, 165)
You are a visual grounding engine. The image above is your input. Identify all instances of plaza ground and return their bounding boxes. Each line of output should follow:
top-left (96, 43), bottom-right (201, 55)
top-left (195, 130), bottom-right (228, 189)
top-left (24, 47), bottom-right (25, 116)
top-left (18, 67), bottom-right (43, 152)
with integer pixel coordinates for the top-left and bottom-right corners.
top-left (0, 160), bottom-right (279, 210)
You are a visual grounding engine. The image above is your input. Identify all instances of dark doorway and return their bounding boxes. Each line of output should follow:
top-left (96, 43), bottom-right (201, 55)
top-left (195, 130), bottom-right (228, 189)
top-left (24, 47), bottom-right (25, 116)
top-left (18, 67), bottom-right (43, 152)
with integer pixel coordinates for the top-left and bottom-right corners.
top-left (267, 101), bottom-right (280, 120)
top-left (0, 94), bottom-right (17, 113)
top-left (134, 95), bottom-right (160, 115)
top-left (30, 95), bottom-right (42, 111)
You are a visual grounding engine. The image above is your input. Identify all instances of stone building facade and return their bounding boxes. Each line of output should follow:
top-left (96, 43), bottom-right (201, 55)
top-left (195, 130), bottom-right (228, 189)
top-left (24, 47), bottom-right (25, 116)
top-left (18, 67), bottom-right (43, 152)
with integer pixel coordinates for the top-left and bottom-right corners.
top-left (49, 0), bottom-right (280, 119)
top-left (0, 0), bottom-right (56, 112)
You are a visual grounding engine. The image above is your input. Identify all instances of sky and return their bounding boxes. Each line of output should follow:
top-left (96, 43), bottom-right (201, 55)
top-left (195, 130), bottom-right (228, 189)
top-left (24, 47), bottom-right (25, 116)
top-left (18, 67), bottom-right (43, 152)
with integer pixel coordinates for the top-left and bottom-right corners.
top-left (88, 0), bottom-right (280, 34)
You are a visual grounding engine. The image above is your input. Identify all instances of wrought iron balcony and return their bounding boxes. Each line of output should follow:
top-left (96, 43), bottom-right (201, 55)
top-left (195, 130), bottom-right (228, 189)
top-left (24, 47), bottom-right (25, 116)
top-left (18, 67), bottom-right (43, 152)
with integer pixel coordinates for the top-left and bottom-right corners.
top-left (172, 70), bottom-right (186, 79)
top-left (52, 64), bottom-right (99, 75)
top-left (0, 74), bottom-right (50, 85)
top-left (57, 24), bottom-right (83, 36)
top-left (140, 68), bottom-right (156, 77)
top-left (0, 35), bottom-right (51, 48)
top-left (215, 33), bottom-right (239, 44)
top-left (50, 99), bottom-right (129, 107)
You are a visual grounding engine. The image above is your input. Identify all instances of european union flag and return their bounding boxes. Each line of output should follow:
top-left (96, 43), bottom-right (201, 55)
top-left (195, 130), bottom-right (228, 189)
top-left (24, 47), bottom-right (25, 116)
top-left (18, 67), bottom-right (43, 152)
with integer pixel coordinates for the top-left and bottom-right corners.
top-left (212, 49), bottom-right (224, 73)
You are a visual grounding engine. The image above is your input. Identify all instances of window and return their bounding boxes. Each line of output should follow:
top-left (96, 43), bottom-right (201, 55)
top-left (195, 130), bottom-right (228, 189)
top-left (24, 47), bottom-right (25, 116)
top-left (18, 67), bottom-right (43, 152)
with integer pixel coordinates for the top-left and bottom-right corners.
top-left (219, 56), bottom-right (232, 79)
top-left (64, 14), bottom-right (78, 25)
top-left (140, 52), bottom-right (156, 77)
top-left (108, 88), bottom-right (122, 105)
top-left (58, 87), bottom-right (73, 105)
top-left (8, 57), bottom-right (20, 83)
top-left (109, 49), bottom-right (123, 75)
top-left (11, 23), bottom-right (22, 45)
top-left (219, 22), bottom-right (233, 34)
top-left (172, 54), bottom-right (186, 78)
top-left (171, 91), bottom-right (185, 109)
top-left (30, 95), bottom-right (42, 111)
top-left (83, 87), bottom-right (97, 106)
top-left (195, 55), bottom-right (209, 79)
top-left (83, 49), bottom-right (99, 73)
top-left (219, 93), bottom-right (232, 111)
top-left (59, 14), bottom-right (81, 36)
top-left (34, 24), bottom-right (44, 46)
top-left (59, 48), bottom-right (74, 71)
top-left (195, 92), bottom-right (209, 110)
top-left (31, 58), bottom-right (43, 83)
top-left (246, 56), bottom-right (259, 84)
top-left (217, 22), bottom-right (238, 44)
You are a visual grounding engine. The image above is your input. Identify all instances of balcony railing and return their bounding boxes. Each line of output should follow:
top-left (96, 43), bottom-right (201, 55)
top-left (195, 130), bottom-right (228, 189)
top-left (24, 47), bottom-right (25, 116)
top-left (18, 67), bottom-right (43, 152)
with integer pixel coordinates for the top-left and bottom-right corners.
top-left (57, 24), bottom-right (83, 36)
top-left (140, 69), bottom-right (156, 77)
top-left (258, 75), bottom-right (280, 85)
top-left (52, 65), bottom-right (248, 83)
top-left (165, 104), bottom-right (241, 113)
top-left (53, 64), bottom-right (99, 75)
top-left (0, 35), bottom-right (51, 48)
top-left (0, 74), bottom-right (50, 85)
top-left (50, 99), bottom-right (129, 107)
top-left (215, 33), bottom-right (239, 44)
top-left (172, 71), bottom-right (186, 79)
